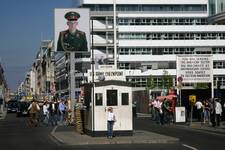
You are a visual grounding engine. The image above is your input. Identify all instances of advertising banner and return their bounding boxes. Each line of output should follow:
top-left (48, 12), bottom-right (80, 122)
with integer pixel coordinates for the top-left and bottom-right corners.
top-left (176, 55), bottom-right (213, 83)
top-left (54, 8), bottom-right (90, 52)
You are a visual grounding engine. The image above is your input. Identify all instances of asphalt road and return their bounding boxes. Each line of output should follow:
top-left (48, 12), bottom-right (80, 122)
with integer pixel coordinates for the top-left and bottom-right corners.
top-left (134, 117), bottom-right (225, 150)
top-left (1, 114), bottom-right (224, 150)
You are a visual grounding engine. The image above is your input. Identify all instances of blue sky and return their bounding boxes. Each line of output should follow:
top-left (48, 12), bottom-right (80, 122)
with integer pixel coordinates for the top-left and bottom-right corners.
top-left (0, 0), bottom-right (78, 91)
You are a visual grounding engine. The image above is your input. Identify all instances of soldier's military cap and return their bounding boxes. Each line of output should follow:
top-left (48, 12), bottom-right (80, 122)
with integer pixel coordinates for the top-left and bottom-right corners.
top-left (64, 11), bottom-right (80, 21)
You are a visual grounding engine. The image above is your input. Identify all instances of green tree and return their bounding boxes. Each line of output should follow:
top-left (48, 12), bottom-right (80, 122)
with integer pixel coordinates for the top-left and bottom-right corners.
top-left (160, 70), bottom-right (173, 90)
top-left (146, 75), bottom-right (155, 90)
top-left (194, 83), bottom-right (209, 89)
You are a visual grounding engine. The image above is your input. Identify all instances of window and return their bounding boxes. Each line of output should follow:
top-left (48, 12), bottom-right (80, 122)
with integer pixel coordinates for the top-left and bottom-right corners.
top-left (122, 93), bottom-right (129, 105)
top-left (107, 90), bottom-right (118, 106)
top-left (95, 93), bottom-right (103, 106)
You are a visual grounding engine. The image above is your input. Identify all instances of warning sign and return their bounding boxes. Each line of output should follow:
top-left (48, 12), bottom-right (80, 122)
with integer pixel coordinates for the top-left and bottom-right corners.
top-left (177, 55), bottom-right (213, 83)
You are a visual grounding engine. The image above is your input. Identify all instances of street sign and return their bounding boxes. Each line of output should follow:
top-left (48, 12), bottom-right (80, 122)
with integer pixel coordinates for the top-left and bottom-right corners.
top-left (189, 95), bottom-right (196, 105)
top-left (177, 76), bottom-right (183, 83)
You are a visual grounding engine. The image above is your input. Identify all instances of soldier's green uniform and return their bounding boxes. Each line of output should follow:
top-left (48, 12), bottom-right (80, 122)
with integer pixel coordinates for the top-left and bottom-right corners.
top-left (57, 29), bottom-right (88, 52)
top-left (57, 11), bottom-right (88, 52)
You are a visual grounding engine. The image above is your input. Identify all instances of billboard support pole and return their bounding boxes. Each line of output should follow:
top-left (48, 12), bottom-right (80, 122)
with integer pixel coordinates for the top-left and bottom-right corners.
top-left (70, 52), bottom-right (76, 123)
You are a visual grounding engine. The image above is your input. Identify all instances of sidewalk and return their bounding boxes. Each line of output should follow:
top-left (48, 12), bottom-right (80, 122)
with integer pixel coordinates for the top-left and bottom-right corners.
top-left (175, 121), bottom-right (225, 134)
top-left (137, 113), bottom-right (225, 134)
top-left (51, 126), bottom-right (179, 145)
top-left (0, 109), bottom-right (7, 120)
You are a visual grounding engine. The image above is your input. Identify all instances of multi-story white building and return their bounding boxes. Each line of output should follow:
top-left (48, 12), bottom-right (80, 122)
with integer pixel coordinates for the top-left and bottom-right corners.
top-left (76, 0), bottom-right (225, 90)
top-left (55, 0), bottom-right (225, 101)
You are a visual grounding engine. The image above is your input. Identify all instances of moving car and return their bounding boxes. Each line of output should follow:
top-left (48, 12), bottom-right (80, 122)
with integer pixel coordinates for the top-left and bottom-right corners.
top-left (16, 101), bottom-right (30, 117)
top-left (7, 100), bottom-right (18, 113)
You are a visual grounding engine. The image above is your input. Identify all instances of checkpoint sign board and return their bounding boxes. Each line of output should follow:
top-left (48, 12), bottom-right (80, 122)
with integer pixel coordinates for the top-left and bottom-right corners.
top-left (176, 55), bottom-right (213, 83)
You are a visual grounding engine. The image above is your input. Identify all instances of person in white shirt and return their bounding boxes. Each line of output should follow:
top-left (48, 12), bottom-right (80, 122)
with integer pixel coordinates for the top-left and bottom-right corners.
top-left (107, 107), bottom-right (115, 139)
top-left (155, 99), bottom-right (164, 125)
top-left (150, 99), bottom-right (157, 120)
top-left (195, 101), bottom-right (203, 122)
top-left (215, 99), bottom-right (223, 126)
top-left (42, 102), bottom-right (49, 126)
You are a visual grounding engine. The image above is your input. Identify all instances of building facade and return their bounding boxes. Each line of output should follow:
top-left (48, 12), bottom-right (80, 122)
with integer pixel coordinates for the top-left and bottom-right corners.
top-left (54, 0), bottom-right (225, 101)
top-left (75, 0), bottom-right (225, 92)
top-left (33, 40), bottom-right (55, 99)
top-left (0, 63), bottom-right (7, 99)
top-left (208, 0), bottom-right (225, 24)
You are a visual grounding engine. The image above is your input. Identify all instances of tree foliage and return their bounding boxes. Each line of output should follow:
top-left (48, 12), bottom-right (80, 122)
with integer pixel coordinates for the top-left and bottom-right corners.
top-left (160, 70), bottom-right (173, 90)
top-left (194, 83), bottom-right (209, 89)
top-left (146, 70), bottom-right (173, 90)
top-left (146, 75), bottom-right (155, 90)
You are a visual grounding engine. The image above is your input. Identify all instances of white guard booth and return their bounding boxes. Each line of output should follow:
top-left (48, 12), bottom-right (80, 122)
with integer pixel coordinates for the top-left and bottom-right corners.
top-left (83, 80), bottom-right (133, 136)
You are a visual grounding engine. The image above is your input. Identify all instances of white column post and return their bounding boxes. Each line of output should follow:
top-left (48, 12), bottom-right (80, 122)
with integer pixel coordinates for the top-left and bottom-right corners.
top-left (211, 55), bottom-right (214, 99)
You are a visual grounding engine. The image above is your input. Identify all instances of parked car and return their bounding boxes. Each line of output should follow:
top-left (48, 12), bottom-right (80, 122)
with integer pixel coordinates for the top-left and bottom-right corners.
top-left (7, 100), bottom-right (18, 113)
top-left (16, 101), bottom-right (30, 117)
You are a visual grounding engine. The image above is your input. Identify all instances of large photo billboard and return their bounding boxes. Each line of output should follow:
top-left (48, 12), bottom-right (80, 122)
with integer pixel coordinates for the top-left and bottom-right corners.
top-left (176, 55), bottom-right (213, 83)
top-left (54, 8), bottom-right (90, 52)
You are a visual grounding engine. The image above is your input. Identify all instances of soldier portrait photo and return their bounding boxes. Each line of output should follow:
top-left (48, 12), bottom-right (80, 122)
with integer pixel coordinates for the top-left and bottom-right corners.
top-left (55, 9), bottom-right (90, 52)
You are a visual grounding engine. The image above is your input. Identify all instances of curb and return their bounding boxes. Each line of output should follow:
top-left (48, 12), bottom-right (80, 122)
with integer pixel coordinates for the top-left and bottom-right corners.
top-left (50, 128), bottom-right (179, 145)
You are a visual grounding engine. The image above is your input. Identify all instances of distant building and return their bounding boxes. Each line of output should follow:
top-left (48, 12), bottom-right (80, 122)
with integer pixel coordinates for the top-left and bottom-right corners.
top-left (0, 63), bottom-right (7, 105)
top-left (32, 40), bottom-right (55, 99)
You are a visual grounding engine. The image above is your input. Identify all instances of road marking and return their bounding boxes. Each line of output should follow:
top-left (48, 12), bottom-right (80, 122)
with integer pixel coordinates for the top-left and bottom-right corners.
top-left (49, 125), bottom-right (64, 145)
top-left (182, 144), bottom-right (198, 150)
